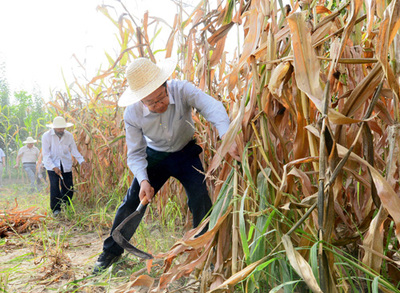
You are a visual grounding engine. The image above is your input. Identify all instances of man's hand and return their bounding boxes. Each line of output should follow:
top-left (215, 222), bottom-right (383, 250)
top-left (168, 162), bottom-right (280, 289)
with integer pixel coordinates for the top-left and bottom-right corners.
top-left (221, 134), bottom-right (241, 162)
top-left (53, 167), bottom-right (62, 177)
top-left (229, 140), bottom-right (241, 161)
top-left (13, 164), bottom-right (19, 169)
top-left (139, 180), bottom-right (155, 205)
top-left (81, 162), bottom-right (89, 169)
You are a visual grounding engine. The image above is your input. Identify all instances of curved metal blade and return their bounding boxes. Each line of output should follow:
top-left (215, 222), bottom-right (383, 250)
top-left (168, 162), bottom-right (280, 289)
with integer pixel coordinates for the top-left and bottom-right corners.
top-left (112, 228), bottom-right (153, 259)
top-left (111, 206), bottom-right (153, 259)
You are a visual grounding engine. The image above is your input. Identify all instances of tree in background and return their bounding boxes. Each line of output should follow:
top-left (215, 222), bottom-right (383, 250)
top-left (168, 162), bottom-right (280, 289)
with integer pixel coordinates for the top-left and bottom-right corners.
top-left (0, 67), bottom-right (49, 180)
top-left (0, 61), bottom-right (10, 107)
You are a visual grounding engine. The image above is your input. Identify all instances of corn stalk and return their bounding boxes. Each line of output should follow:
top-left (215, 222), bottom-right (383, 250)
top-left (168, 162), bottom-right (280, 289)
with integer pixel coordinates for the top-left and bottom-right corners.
top-left (53, 0), bottom-right (400, 292)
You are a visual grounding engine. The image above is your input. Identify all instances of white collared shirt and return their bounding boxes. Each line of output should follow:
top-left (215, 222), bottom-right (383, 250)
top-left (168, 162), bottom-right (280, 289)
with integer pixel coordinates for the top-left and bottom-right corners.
top-left (0, 148), bottom-right (5, 163)
top-left (124, 79), bottom-right (230, 184)
top-left (42, 129), bottom-right (84, 172)
top-left (18, 145), bottom-right (40, 163)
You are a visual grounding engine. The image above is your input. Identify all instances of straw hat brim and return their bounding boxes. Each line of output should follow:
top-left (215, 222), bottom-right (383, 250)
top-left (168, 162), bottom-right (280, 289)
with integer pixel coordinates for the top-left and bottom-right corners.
top-left (46, 122), bottom-right (74, 128)
top-left (118, 58), bottom-right (177, 107)
top-left (23, 140), bottom-right (37, 144)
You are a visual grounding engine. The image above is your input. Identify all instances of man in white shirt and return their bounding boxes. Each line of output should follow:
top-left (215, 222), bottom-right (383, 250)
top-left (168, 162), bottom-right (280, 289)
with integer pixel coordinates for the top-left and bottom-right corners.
top-left (14, 137), bottom-right (40, 191)
top-left (42, 116), bottom-right (86, 216)
top-left (0, 148), bottom-right (5, 187)
top-left (93, 58), bottom-right (240, 273)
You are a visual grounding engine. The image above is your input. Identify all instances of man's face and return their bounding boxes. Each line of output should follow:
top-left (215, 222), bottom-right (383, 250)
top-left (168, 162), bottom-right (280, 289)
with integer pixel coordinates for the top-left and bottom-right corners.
top-left (27, 143), bottom-right (33, 148)
top-left (141, 84), bottom-right (169, 114)
top-left (54, 128), bottom-right (65, 137)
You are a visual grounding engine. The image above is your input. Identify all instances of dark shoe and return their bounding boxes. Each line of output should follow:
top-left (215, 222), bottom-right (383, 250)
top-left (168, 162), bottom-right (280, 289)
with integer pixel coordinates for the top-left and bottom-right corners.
top-left (92, 251), bottom-right (121, 274)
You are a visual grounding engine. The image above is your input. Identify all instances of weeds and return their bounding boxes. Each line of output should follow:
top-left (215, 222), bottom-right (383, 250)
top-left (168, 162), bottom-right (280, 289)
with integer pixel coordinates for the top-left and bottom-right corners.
top-left (0, 177), bottom-right (193, 292)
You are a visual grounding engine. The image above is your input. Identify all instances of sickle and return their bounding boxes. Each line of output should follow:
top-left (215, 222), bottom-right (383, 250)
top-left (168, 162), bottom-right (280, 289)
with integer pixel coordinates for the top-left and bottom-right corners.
top-left (111, 199), bottom-right (153, 259)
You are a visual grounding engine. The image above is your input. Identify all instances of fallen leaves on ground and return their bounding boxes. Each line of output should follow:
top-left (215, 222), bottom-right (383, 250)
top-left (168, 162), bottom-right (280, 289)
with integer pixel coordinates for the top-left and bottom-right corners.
top-left (0, 199), bottom-right (46, 237)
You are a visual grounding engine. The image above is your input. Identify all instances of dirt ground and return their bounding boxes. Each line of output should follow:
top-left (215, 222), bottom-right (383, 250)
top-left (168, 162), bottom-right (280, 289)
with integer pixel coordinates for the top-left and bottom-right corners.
top-left (1, 229), bottom-right (104, 292)
top-left (0, 181), bottom-right (200, 293)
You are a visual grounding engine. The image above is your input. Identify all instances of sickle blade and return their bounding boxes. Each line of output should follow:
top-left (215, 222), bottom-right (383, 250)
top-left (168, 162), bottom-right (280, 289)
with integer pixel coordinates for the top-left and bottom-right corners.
top-left (112, 229), bottom-right (153, 259)
top-left (111, 205), bottom-right (153, 259)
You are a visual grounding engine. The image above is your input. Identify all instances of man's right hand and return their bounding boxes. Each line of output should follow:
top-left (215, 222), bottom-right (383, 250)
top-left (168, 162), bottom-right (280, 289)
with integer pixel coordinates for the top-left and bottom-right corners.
top-left (139, 180), bottom-right (154, 205)
top-left (53, 167), bottom-right (62, 177)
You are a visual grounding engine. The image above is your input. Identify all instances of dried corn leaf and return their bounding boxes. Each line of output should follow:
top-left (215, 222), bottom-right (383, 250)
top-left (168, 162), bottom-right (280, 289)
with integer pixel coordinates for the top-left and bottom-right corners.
top-left (268, 62), bottom-right (291, 97)
top-left (288, 12), bottom-right (323, 109)
top-left (376, 0), bottom-right (400, 101)
top-left (377, 0), bottom-right (387, 18)
top-left (337, 144), bottom-right (400, 241)
top-left (286, 167), bottom-right (314, 197)
top-left (238, 8), bottom-right (262, 69)
top-left (156, 209), bottom-right (231, 289)
top-left (207, 23), bottom-right (234, 46)
top-left (282, 235), bottom-right (323, 293)
top-left (115, 274), bottom-right (155, 292)
top-left (362, 206), bottom-right (387, 273)
top-left (316, 5), bottom-right (332, 14)
top-left (342, 63), bottom-right (383, 117)
top-left (207, 86), bottom-right (245, 174)
top-left (207, 256), bottom-right (269, 293)
top-left (0, 201), bottom-right (45, 237)
top-left (210, 36), bottom-right (227, 67)
top-left (330, 0), bottom-right (363, 69)
top-left (366, 0), bottom-right (376, 37)
top-left (288, 12), bottom-right (358, 125)
top-left (165, 14), bottom-right (179, 58)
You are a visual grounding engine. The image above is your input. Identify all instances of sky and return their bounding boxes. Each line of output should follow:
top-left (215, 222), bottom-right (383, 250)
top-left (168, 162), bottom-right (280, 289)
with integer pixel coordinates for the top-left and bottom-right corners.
top-left (0, 0), bottom-right (185, 99)
top-left (0, 0), bottom-right (291, 101)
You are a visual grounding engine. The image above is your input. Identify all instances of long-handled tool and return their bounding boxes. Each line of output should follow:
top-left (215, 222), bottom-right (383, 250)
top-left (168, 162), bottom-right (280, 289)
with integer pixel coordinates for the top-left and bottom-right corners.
top-left (112, 198), bottom-right (153, 259)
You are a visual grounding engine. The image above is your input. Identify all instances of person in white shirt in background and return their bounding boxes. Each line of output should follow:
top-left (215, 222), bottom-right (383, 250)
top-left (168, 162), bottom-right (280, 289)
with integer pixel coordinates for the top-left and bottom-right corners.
top-left (0, 148), bottom-right (5, 187)
top-left (14, 137), bottom-right (40, 192)
top-left (42, 116), bottom-right (88, 217)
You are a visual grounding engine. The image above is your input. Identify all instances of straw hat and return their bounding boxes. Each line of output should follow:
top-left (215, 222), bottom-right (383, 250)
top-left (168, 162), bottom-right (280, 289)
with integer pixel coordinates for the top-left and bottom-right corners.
top-left (23, 137), bottom-right (37, 144)
top-left (118, 58), bottom-right (177, 107)
top-left (46, 116), bottom-right (74, 128)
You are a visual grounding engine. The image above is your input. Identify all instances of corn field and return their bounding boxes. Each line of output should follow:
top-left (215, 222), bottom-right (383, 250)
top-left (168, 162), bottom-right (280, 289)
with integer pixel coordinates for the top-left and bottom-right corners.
top-left (46, 0), bottom-right (400, 292)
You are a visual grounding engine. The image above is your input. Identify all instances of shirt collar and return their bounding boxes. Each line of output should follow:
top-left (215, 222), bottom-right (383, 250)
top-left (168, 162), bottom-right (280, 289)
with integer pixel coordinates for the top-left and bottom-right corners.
top-left (142, 89), bottom-right (175, 117)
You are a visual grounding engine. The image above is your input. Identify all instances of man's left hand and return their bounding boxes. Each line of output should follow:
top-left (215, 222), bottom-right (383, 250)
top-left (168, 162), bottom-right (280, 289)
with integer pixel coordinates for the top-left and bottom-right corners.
top-left (81, 162), bottom-right (89, 169)
top-left (221, 134), bottom-right (241, 162)
top-left (228, 141), bottom-right (241, 161)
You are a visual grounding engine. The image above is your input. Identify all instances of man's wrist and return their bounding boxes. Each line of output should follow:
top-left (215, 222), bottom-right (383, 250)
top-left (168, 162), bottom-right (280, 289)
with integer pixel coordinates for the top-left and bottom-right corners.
top-left (140, 179), bottom-right (150, 185)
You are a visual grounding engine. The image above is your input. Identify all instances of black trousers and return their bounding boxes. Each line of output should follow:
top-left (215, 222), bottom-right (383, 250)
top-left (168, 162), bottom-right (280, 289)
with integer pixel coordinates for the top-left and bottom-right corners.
top-left (103, 140), bottom-right (212, 256)
top-left (47, 164), bottom-right (74, 212)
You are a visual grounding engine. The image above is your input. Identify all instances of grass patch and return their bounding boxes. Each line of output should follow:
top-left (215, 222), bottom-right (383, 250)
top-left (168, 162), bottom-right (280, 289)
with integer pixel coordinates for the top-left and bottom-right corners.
top-left (0, 180), bottom-right (191, 292)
